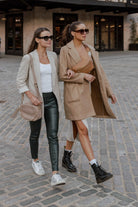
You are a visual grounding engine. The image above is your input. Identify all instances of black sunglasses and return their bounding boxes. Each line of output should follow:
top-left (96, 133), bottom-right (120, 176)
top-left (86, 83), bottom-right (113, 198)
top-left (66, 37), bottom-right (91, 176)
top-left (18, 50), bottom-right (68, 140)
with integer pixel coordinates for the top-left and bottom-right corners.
top-left (38, 35), bottom-right (53, 41)
top-left (74, 29), bottom-right (89, 35)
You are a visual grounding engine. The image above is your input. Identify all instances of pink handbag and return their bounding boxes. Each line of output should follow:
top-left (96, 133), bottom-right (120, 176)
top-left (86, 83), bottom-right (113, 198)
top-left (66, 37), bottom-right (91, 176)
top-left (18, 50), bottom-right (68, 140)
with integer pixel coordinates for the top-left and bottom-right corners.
top-left (19, 102), bottom-right (42, 121)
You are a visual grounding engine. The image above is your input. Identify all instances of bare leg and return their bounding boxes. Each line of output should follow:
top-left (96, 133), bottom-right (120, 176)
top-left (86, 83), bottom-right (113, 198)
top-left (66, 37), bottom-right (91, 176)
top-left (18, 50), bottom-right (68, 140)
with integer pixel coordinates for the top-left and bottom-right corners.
top-left (65, 140), bottom-right (74, 150)
top-left (65, 120), bottom-right (113, 183)
top-left (65, 121), bottom-right (77, 150)
top-left (75, 120), bottom-right (95, 161)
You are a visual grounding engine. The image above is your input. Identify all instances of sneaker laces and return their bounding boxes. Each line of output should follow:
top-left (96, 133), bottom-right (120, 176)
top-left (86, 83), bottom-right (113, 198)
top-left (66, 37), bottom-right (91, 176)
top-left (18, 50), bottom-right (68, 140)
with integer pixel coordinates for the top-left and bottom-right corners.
top-left (53, 173), bottom-right (62, 180)
top-left (66, 151), bottom-right (72, 157)
top-left (35, 161), bottom-right (44, 170)
top-left (54, 173), bottom-right (60, 178)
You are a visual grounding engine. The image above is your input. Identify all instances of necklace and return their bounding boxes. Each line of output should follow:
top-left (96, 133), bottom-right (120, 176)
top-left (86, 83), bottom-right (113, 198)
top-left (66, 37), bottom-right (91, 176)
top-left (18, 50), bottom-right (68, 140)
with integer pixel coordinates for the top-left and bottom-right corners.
top-left (39, 54), bottom-right (48, 58)
top-left (39, 53), bottom-right (49, 64)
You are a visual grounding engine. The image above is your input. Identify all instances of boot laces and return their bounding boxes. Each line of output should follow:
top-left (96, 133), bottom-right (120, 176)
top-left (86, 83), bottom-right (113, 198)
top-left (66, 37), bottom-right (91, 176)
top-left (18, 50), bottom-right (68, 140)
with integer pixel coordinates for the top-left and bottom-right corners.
top-left (98, 165), bottom-right (107, 174)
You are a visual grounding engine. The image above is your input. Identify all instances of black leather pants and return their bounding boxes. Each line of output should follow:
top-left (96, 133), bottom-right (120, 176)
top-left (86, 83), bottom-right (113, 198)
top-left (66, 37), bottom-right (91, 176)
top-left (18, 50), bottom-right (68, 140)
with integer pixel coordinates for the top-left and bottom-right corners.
top-left (29, 92), bottom-right (59, 171)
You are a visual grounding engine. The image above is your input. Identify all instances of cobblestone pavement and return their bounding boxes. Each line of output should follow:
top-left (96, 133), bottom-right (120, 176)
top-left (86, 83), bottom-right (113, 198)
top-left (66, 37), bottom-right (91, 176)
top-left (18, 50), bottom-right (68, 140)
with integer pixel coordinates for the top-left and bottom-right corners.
top-left (0, 51), bottom-right (138, 207)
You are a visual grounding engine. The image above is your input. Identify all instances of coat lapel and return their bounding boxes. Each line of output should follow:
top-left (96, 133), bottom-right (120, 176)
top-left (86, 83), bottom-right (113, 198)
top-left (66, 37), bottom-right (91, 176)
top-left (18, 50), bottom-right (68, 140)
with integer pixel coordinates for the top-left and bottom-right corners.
top-left (67, 41), bottom-right (101, 68)
top-left (67, 40), bottom-right (81, 64)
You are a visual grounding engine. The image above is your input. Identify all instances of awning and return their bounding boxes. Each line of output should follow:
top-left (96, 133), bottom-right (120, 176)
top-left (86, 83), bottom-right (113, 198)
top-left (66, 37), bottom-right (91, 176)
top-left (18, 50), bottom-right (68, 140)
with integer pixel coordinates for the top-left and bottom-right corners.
top-left (0, 0), bottom-right (138, 14)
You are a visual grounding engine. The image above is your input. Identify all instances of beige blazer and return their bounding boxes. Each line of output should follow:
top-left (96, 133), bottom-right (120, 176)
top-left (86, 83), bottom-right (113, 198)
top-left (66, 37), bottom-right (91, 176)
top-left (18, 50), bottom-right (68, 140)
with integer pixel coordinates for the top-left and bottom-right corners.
top-left (16, 49), bottom-right (61, 112)
top-left (59, 40), bottom-right (116, 120)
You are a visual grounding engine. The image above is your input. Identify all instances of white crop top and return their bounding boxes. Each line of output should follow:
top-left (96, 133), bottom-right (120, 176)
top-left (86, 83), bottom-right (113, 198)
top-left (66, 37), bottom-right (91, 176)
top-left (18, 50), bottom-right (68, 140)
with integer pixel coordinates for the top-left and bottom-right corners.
top-left (40, 63), bottom-right (52, 93)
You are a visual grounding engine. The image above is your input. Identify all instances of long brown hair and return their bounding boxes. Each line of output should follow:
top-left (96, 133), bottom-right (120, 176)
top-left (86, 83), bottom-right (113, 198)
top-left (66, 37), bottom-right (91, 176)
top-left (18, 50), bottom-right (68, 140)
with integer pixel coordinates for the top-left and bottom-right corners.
top-left (27, 27), bottom-right (50, 53)
top-left (60, 21), bottom-right (84, 46)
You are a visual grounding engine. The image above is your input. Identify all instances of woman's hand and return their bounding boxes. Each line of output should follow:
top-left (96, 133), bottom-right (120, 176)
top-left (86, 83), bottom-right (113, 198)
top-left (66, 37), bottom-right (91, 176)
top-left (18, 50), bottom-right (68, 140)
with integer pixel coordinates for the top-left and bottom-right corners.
top-left (110, 94), bottom-right (117, 104)
top-left (66, 69), bottom-right (75, 79)
top-left (25, 91), bottom-right (42, 106)
top-left (30, 95), bottom-right (42, 106)
top-left (84, 74), bottom-right (96, 82)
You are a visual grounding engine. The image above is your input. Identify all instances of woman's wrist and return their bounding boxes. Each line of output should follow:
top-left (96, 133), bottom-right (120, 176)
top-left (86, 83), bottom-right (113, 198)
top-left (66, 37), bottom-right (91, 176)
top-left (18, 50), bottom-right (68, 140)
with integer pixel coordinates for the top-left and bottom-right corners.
top-left (25, 91), bottom-right (33, 99)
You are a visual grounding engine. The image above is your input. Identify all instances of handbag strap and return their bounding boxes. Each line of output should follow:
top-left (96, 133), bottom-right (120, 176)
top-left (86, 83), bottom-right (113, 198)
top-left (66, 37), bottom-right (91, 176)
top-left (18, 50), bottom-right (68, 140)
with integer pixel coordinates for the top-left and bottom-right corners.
top-left (21, 54), bottom-right (41, 103)
top-left (12, 53), bottom-right (40, 118)
top-left (28, 54), bottom-right (39, 92)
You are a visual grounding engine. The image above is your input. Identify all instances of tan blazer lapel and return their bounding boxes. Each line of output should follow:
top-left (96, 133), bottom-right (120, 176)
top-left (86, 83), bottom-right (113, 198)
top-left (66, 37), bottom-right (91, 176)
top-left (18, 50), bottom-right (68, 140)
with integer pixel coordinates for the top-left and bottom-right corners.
top-left (47, 51), bottom-right (56, 88)
top-left (32, 50), bottom-right (42, 96)
top-left (47, 51), bottom-right (55, 73)
top-left (67, 40), bottom-right (81, 64)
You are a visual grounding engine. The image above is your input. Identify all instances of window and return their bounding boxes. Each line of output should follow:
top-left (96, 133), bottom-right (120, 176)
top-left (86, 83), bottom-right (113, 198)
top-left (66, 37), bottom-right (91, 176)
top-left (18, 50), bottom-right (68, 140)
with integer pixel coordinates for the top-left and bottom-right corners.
top-left (94, 15), bottom-right (123, 51)
top-left (53, 13), bottom-right (78, 54)
top-left (6, 14), bottom-right (23, 55)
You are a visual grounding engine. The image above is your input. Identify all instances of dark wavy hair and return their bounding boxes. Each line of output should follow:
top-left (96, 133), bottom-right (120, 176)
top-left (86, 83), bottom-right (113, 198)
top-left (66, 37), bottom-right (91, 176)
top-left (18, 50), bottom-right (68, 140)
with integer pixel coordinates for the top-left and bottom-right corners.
top-left (60, 21), bottom-right (84, 46)
top-left (27, 27), bottom-right (50, 53)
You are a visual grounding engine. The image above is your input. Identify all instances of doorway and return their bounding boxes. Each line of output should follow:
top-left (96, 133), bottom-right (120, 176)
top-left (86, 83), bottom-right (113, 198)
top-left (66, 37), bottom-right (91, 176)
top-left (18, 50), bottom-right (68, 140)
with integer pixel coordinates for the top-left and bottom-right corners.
top-left (94, 15), bottom-right (123, 51)
top-left (53, 13), bottom-right (78, 54)
top-left (6, 14), bottom-right (23, 55)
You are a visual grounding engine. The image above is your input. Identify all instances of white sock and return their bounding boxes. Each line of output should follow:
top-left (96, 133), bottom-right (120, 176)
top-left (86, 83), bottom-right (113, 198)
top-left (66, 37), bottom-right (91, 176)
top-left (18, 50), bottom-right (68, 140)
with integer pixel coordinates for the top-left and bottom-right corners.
top-left (32, 159), bottom-right (39, 163)
top-left (89, 159), bottom-right (97, 166)
top-left (65, 149), bottom-right (72, 153)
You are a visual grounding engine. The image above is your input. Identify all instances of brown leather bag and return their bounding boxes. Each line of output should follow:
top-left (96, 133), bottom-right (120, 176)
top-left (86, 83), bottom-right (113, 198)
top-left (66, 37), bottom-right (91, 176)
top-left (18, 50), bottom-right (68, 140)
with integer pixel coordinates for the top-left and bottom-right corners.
top-left (12, 54), bottom-right (42, 121)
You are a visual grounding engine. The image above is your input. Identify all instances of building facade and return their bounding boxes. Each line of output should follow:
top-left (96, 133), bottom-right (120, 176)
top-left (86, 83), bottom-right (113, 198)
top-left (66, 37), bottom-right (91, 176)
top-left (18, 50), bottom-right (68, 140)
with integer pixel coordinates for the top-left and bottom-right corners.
top-left (0, 0), bottom-right (138, 55)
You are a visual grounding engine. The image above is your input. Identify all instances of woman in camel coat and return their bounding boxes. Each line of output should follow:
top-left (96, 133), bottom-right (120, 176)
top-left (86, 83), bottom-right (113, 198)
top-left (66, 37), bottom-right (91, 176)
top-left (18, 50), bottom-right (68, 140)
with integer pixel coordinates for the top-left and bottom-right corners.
top-left (60, 40), bottom-right (116, 120)
top-left (59, 21), bottom-right (117, 184)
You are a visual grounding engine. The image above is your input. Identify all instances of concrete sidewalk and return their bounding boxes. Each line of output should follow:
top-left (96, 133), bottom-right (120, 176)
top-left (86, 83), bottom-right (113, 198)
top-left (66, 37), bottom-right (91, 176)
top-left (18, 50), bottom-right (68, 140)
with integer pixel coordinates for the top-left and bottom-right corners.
top-left (0, 51), bottom-right (138, 207)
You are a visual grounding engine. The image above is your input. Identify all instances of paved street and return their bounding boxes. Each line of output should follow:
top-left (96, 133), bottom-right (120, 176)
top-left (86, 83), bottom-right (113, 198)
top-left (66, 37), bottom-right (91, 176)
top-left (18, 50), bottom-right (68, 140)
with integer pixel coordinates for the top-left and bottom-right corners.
top-left (0, 51), bottom-right (138, 207)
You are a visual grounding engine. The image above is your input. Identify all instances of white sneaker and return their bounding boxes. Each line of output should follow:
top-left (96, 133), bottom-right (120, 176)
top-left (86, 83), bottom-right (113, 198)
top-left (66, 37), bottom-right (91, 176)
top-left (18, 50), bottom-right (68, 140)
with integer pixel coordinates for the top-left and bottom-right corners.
top-left (32, 160), bottom-right (45, 176)
top-left (51, 173), bottom-right (66, 186)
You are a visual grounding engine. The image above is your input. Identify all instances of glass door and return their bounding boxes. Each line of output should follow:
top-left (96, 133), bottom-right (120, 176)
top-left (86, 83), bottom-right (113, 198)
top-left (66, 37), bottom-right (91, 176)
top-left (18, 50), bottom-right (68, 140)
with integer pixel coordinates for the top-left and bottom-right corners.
top-left (109, 17), bottom-right (116, 50)
top-left (100, 17), bottom-right (109, 50)
top-left (53, 13), bottom-right (78, 54)
top-left (6, 14), bottom-right (23, 55)
top-left (94, 15), bottom-right (123, 51)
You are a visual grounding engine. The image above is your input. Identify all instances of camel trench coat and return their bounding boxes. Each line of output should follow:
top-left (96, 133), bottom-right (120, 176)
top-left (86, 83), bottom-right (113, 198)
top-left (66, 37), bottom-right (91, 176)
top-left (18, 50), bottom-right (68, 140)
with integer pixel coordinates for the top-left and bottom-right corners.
top-left (59, 40), bottom-right (116, 120)
top-left (16, 49), bottom-right (62, 113)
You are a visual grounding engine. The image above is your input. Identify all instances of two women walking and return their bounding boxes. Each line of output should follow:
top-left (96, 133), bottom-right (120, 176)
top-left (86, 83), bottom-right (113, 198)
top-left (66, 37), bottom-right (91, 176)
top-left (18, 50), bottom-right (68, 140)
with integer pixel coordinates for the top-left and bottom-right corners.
top-left (16, 22), bottom-right (117, 186)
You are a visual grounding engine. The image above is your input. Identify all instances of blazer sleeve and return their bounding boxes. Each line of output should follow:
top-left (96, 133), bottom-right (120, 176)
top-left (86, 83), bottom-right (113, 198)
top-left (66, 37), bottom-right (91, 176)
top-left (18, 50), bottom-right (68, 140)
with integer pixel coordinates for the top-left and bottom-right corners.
top-left (16, 54), bottom-right (30, 94)
top-left (59, 47), bottom-right (86, 83)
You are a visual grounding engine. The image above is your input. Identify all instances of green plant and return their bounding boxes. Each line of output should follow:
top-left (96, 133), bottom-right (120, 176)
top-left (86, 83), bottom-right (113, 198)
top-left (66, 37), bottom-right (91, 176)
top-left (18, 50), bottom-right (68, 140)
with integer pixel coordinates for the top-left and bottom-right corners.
top-left (130, 19), bottom-right (137, 44)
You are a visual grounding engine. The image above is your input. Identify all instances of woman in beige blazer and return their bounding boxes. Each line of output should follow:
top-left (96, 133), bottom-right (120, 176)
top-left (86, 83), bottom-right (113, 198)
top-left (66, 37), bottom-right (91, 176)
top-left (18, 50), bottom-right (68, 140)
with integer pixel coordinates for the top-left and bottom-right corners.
top-left (59, 21), bottom-right (117, 184)
top-left (17, 27), bottom-right (65, 186)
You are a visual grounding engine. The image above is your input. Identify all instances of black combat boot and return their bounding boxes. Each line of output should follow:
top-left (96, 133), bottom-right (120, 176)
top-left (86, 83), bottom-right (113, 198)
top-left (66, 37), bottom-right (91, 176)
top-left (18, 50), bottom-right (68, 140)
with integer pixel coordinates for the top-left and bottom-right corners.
top-left (62, 149), bottom-right (77, 172)
top-left (91, 163), bottom-right (113, 184)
